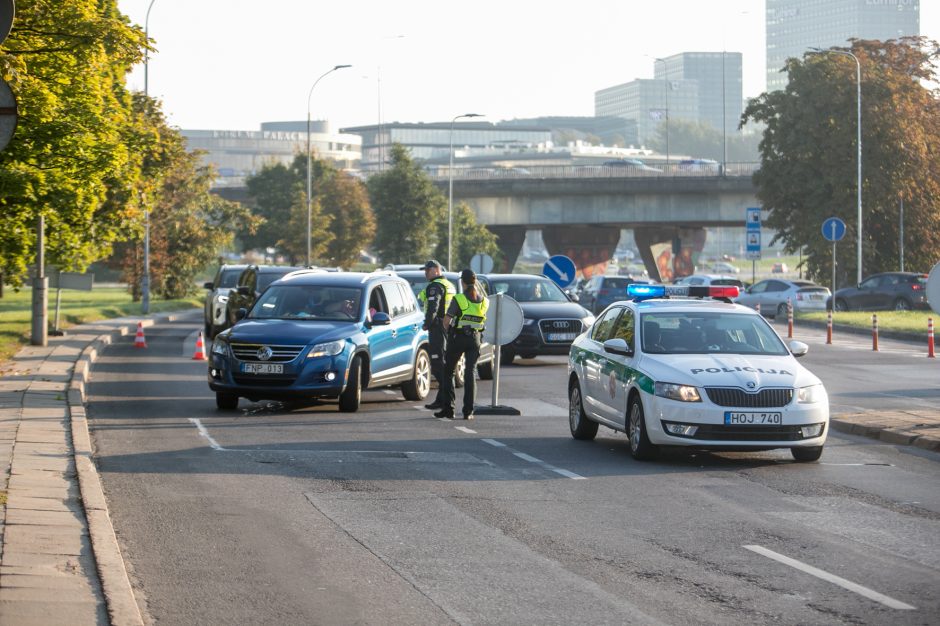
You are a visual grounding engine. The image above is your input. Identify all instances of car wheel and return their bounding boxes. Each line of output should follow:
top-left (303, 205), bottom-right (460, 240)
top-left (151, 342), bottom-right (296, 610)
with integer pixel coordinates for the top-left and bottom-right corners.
top-left (834, 298), bottom-right (849, 312)
top-left (402, 349), bottom-right (431, 401)
top-left (776, 303), bottom-right (788, 319)
top-left (454, 353), bottom-right (466, 388)
top-left (791, 445), bottom-right (823, 463)
top-left (477, 359), bottom-right (494, 380)
top-left (893, 298), bottom-right (912, 311)
top-left (569, 381), bottom-right (598, 441)
top-left (627, 396), bottom-right (658, 461)
top-left (339, 356), bottom-right (362, 412)
top-left (501, 347), bottom-right (515, 365)
top-left (216, 392), bottom-right (238, 411)
top-left (205, 323), bottom-right (214, 339)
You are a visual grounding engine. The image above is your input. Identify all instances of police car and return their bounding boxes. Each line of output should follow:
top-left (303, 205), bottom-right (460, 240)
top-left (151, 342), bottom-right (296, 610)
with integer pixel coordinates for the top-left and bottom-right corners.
top-left (567, 284), bottom-right (829, 462)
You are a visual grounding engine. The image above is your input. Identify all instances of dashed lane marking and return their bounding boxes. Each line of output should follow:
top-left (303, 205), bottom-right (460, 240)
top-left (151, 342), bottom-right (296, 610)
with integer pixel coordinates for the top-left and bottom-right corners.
top-left (455, 426), bottom-right (477, 434)
top-left (481, 439), bottom-right (585, 480)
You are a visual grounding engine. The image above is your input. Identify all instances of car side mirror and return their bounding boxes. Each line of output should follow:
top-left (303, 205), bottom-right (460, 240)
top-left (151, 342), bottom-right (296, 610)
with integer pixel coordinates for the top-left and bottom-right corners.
top-left (566, 291), bottom-right (579, 302)
top-left (237, 285), bottom-right (251, 296)
top-left (603, 338), bottom-right (633, 357)
top-left (789, 340), bottom-right (809, 357)
top-left (235, 308), bottom-right (248, 321)
top-left (203, 281), bottom-right (214, 290)
top-left (368, 311), bottom-right (391, 327)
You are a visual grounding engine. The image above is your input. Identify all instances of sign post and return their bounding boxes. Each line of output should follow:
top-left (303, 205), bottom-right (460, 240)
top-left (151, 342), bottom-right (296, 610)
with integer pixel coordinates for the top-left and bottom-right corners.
top-left (476, 292), bottom-right (524, 416)
top-left (745, 207), bottom-right (761, 283)
top-left (822, 217), bottom-right (846, 300)
top-left (542, 254), bottom-right (576, 290)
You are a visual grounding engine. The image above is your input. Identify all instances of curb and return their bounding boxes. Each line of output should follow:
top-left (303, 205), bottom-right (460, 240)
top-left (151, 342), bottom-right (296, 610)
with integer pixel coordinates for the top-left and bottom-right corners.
top-left (67, 312), bottom-right (193, 626)
top-left (829, 418), bottom-right (940, 453)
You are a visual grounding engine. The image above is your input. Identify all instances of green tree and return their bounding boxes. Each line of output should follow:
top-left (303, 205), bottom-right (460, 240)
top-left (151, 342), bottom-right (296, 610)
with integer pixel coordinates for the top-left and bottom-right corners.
top-left (367, 144), bottom-right (445, 264)
top-left (433, 202), bottom-right (501, 271)
top-left (277, 188), bottom-right (333, 265)
top-left (743, 37), bottom-right (940, 283)
top-left (243, 162), bottom-right (298, 256)
top-left (650, 119), bottom-right (760, 162)
top-left (319, 172), bottom-right (375, 268)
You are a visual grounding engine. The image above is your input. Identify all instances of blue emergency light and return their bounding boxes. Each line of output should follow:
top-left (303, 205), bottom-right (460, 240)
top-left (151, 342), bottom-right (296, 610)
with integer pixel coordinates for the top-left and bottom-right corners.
top-left (628, 284), bottom-right (666, 299)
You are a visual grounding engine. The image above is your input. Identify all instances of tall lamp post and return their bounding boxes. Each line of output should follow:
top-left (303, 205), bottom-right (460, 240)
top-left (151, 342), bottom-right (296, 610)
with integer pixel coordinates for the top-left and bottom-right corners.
top-left (448, 113), bottom-right (483, 270)
top-left (811, 47), bottom-right (863, 284)
top-left (142, 0), bottom-right (156, 314)
top-left (306, 64), bottom-right (351, 266)
top-left (653, 58), bottom-right (669, 165)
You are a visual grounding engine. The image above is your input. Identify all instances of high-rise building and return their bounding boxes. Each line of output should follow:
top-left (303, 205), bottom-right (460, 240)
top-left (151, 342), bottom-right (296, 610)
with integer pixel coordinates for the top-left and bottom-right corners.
top-left (766, 0), bottom-right (920, 92)
top-left (594, 78), bottom-right (698, 147)
top-left (655, 52), bottom-right (743, 137)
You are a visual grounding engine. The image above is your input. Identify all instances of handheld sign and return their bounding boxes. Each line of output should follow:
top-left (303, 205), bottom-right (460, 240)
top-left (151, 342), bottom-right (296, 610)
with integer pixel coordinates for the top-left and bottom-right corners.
top-left (542, 254), bottom-right (576, 289)
top-left (821, 217), bottom-right (846, 242)
top-left (927, 262), bottom-right (940, 316)
top-left (470, 252), bottom-right (494, 274)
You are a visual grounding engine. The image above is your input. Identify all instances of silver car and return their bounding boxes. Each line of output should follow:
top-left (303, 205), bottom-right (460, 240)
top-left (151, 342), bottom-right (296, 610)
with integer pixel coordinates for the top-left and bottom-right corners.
top-left (735, 279), bottom-right (831, 319)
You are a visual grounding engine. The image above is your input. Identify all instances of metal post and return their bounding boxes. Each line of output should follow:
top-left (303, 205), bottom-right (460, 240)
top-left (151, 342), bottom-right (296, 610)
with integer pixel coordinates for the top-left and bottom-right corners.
top-left (31, 214), bottom-right (47, 346)
top-left (722, 50), bottom-right (727, 174)
top-left (490, 293), bottom-right (502, 407)
top-left (142, 0), bottom-right (156, 314)
top-left (448, 112), bottom-right (483, 269)
top-left (832, 240), bottom-right (837, 301)
top-left (654, 58), bottom-right (669, 165)
top-left (899, 196), bottom-right (904, 272)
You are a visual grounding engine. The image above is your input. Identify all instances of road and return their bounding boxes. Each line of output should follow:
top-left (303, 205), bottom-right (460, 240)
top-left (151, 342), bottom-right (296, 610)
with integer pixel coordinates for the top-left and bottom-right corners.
top-left (86, 313), bottom-right (940, 625)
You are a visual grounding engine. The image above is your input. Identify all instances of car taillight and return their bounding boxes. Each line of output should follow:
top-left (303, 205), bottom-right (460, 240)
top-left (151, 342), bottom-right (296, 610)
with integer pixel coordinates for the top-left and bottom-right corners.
top-left (598, 289), bottom-right (610, 296)
top-left (911, 284), bottom-right (922, 291)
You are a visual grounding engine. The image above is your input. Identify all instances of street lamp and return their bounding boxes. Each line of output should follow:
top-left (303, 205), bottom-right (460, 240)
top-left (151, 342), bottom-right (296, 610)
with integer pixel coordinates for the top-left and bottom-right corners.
top-left (142, 0), bottom-right (156, 314)
top-left (306, 64), bottom-right (351, 266)
top-left (652, 57), bottom-right (669, 165)
top-left (448, 113), bottom-right (483, 270)
top-left (810, 47), bottom-right (863, 284)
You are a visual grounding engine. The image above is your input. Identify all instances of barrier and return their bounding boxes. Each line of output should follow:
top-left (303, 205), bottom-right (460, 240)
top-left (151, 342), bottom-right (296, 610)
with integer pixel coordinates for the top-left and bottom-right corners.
top-left (872, 314), bottom-right (879, 351)
top-left (133, 322), bottom-right (146, 348)
top-left (929, 318), bottom-right (935, 358)
top-left (787, 298), bottom-right (793, 338)
top-left (826, 309), bottom-right (832, 344)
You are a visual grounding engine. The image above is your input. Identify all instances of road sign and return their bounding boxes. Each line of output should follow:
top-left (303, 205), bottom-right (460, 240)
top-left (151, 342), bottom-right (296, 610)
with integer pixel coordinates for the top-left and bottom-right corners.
top-left (821, 217), bottom-right (846, 242)
top-left (746, 207), bottom-right (761, 230)
top-left (745, 229), bottom-right (761, 257)
top-left (927, 262), bottom-right (940, 316)
top-left (542, 254), bottom-right (576, 289)
top-left (0, 77), bottom-right (17, 152)
top-left (482, 293), bottom-right (524, 346)
top-left (470, 252), bottom-right (494, 274)
top-left (0, 0), bottom-right (13, 45)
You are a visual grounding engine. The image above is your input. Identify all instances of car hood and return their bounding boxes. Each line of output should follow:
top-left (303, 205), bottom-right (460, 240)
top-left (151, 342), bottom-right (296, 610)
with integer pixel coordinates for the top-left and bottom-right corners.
top-left (221, 319), bottom-right (354, 345)
top-left (517, 301), bottom-right (591, 319)
top-left (640, 352), bottom-right (820, 390)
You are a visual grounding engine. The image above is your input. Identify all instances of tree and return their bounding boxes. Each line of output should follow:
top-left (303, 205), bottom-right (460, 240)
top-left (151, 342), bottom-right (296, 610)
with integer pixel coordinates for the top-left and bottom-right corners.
top-left (277, 188), bottom-right (333, 265)
top-left (367, 144), bottom-right (445, 264)
top-left (649, 119), bottom-right (760, 162)
top-left (433, 202), bottom-right (500, 271)
top-left (743, 38), bottom-right (940, 284)
top-left (319, 172), bottom-right (375, 268)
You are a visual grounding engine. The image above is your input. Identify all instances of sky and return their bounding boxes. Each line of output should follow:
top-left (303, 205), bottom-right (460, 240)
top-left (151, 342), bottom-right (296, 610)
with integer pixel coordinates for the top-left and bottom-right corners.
top-left (118, 0), bottom-right (939, 133)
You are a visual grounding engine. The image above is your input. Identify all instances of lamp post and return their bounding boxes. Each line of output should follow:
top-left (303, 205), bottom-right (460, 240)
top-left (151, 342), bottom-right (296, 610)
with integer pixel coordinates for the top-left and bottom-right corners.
top-left (811, 47), bottom-right (863, 284)
top-left (306, 64), bottom-right (351, 266)
top-left (142, 0), bottom-right (156, 314)
top-left (653, 58), bottom-right (669, 165)
top-left (448, 113), bottom-right (483, 270)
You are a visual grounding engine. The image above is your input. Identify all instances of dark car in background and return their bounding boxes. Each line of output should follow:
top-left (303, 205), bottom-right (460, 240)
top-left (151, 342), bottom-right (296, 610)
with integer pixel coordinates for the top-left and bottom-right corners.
top-left (578, 275), bottom-right (654, 314)
top-left (828, 272), bottom-right (929, 311)
top-left (204, 264), bottom-right (247, 338)
top-left (482, 274), bottom-right (595, 364)
top-left (224, 265), bottom-right (307, 330)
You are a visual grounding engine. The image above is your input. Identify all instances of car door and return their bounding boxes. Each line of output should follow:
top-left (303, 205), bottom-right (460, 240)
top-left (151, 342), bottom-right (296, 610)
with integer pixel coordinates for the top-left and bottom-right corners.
top-left (854, 275), bottom-right (883, 309)
top-left (737, 280), bottom-right (768, 310)
top-left (599, 307), bottom-right (636, 427)
top-left (874, 274), bottom-right (900, 309)
top-left (391, 282), bottom-right (422, 372)
top-left (364, 285), bottom-right (397, 378)
top-left (582, 306), bottom-right (623, 420)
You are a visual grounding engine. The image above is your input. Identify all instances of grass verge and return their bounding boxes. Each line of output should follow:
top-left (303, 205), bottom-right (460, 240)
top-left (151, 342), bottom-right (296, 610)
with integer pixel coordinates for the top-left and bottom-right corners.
top-left (798, 310), bottom-right (936, 336)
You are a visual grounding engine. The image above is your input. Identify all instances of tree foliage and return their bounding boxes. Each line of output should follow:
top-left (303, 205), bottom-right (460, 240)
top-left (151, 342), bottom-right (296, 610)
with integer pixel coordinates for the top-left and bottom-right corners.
top-left (649, 119), bottom-right (760, 162)
top-left (433, 202), bottom-right (500, 271)
top-left (743, 38), bottom-right (940, 284)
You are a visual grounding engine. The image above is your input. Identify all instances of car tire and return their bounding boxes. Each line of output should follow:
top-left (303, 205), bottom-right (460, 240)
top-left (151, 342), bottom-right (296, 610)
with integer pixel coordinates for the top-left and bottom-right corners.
top-left (776, 303), bottom-right (788, 319)
top-left (834, 298), bottom-right (849, 312)
top-left (627, 396), bottom-right (658, 461)
top-left (893, 298), bottom-right (912, 311)
top-left (454, 353), bottom-right (466, 388)
top-left (402, 349), bottom-right (431, 401)
top-left (216, 392), bottom-right (238, 411)
top-left (339, 356), bottom-right (362, 412)
top-left (569, 381), bottom-right (598, 441)
top-left (477, 359), bottom-right (494, 380)
top-left (791, 445), bottom-right (823, 463)
top-left (205, 323), bottom-right (214, 339)
top-left (501, 347), bottom-right (515, 365)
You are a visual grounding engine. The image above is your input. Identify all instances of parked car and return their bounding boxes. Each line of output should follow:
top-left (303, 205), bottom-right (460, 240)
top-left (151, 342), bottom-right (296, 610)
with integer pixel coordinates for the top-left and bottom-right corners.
top-left (771, 262), bottom-right (789, 274)
top-left (393, 270), bottom-right (495, 384)
top-left (209, 270), bottom-right (431, 411)
top-left (203, 264), bottom-right (247, 339)
top-left (736, 279), bottom-right (831, 318)
top-left (578, 275), bottom-right (654, 314)
top-left (482, 274), bottom-right (595, 364)
top-left (674, 274), bottom-right (745, 288)
top-left (709, 261), bottom-right (740, 274)
top-left (224, 265), bottom-right (307, 330)
top-left (828, 272), bottom-right (929, 311)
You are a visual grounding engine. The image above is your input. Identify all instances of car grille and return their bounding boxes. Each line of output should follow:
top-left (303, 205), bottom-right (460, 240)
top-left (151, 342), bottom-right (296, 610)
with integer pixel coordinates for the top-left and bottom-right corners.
top-left (538, 319), bottom-right (582, 343)
top-left (704, 387), bottom-right (794, 408)
top-left (230, 343), bottom-right (305, 363)
top-left (232, 376), bottom-right (296, 387)
top-left (684, 424), bottom-right (814, 442)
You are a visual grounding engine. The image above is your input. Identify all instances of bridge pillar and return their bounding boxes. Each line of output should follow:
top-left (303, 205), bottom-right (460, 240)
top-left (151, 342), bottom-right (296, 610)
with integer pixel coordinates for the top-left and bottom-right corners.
top-left (634, 227), bottom-right (707, 283)
top-left (487, 225), bottom-right (527, 272)
top-left (542, 226), bottom-right (621, 279)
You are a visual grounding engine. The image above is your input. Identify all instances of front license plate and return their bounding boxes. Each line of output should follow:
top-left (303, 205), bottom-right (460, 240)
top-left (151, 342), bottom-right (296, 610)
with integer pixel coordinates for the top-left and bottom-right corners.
top-left (724, 411), bottom-right (782, 425)
top-left (547, 332), bottom-right (577, 342)
top-left (242, 363), bottom-right (283, 374)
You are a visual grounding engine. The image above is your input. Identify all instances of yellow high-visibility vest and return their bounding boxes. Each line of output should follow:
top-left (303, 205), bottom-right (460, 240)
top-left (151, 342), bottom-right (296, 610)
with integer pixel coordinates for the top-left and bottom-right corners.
top-left (419, 277), bottom-right (455, 313)
top-left (453, 293), bottom-right (489, 330)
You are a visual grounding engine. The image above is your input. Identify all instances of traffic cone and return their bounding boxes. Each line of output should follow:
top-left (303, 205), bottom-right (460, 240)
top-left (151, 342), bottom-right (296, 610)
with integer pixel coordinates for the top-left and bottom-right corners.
top-left (192, 331), bottom-right (207, 360)
top-left (134, 322), bottom-right (147, 348)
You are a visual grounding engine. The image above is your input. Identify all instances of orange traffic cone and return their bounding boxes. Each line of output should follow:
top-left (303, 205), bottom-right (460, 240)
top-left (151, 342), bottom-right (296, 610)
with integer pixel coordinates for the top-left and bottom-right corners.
top-left (134, 322), bottom-right (147, 348)
top-left (192, 331), bottom-right (207, 360)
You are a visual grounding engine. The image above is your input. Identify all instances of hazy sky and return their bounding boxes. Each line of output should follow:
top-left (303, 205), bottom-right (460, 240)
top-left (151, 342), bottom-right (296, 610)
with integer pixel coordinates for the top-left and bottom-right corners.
top-left (118, 0), bottom-right (938, 132)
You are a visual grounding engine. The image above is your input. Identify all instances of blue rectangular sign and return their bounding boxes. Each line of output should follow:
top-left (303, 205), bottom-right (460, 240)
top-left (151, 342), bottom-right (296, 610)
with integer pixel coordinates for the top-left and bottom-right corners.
top-left (746, 207), bottom-right (761, 230)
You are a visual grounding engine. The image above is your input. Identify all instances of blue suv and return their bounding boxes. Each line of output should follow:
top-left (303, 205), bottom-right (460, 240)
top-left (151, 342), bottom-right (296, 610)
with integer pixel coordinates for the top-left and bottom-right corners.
top-left (208, 271), bottom-right (431, 412)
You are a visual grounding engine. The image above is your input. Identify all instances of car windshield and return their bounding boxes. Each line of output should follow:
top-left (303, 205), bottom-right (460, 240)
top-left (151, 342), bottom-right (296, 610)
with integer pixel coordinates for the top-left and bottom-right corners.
top-left (641, 311), bottom-right (789, 355)
top-left (489, 277), bottom-right (568, 302)
top-left (249, 285), bottom-right (363, 321)
top-left (258, 270), bottom-right (298, 290)
top-left (219, 269), bottom-right (242, 288)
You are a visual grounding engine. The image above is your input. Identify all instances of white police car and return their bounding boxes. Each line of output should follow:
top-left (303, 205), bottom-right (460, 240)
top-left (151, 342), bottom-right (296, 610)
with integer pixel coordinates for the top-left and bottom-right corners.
top-left (567, 284), bottom-right (829, 462)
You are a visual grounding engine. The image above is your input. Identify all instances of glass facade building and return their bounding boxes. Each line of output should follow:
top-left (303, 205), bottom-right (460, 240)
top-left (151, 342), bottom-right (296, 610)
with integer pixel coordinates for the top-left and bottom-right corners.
top-left (595, 78), bottom-right (698, 147)
top-left (767, 0), bottom-right (920, 92)
top-left (655, 52), bottom-right (743, 136)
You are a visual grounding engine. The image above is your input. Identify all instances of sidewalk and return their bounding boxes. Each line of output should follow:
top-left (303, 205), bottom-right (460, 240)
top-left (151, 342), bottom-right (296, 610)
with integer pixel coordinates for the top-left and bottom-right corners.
top-left (0, 313), bottom-right (937, 625)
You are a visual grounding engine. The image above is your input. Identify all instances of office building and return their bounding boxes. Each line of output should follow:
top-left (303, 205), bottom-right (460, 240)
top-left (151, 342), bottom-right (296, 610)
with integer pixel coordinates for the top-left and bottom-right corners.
top-left (655, 52), bottom-right (743, 136)
top-left (595, 78), bottom-right (698, 147)
top-left (501, 116), bottom-right (639, 148)
top-left (767, 0), bottom-right (920, 92)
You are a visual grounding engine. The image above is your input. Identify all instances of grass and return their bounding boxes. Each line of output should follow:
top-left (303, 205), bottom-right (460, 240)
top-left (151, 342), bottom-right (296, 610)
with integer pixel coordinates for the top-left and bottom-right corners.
top-left (798, 310), bottom-right (937, 335)
top-left (0, 285), bottom-right (201, 362)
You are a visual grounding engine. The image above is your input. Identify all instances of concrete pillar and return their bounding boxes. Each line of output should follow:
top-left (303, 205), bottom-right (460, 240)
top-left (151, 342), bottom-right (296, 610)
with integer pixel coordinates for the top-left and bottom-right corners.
top-left (487, 225), bottom-right (527, 272)
top-left (634, 226), bottom-right (707, 283)
top-left (542, 225), bottom-right (621, 279)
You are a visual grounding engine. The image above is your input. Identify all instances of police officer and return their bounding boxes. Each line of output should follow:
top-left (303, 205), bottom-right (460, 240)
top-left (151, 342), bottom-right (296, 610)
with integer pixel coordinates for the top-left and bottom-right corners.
top-left (435, 269), bottom-right (489, 420)
top-left (419, 260), bottom-right (456, 410)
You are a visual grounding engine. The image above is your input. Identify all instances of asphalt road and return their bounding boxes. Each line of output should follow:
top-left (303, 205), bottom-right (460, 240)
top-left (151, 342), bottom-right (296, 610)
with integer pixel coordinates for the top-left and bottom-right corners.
top-left (87, 313), bottom-right (940, 625)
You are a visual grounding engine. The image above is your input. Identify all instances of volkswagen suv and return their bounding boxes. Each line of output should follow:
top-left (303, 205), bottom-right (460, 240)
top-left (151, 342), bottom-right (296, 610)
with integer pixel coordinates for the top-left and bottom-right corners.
top-left (208, 271), bottom-right (431, 412)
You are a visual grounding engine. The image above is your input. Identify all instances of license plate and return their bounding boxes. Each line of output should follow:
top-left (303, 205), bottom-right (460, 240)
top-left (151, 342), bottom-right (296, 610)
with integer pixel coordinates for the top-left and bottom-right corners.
top-left (547, 332), bottom-right (577, 342)
top-left (724, 411), bottom-right (782, 425)
top-left (241, 363), bottom-right (283, 374)
top-left (809, 294), bottom-right (824, 301)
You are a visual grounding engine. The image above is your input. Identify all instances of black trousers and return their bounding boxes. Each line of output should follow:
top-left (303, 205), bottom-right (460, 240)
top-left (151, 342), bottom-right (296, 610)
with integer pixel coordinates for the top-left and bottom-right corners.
top-left (441, 330), bottom-right (481, 416)
top-left (429, 322), bottom-right (447, 402)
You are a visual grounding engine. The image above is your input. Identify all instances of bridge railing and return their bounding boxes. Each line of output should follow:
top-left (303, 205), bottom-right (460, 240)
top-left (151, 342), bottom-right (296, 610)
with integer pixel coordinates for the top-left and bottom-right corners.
top-left (425, 162), bottom-right (760, 181)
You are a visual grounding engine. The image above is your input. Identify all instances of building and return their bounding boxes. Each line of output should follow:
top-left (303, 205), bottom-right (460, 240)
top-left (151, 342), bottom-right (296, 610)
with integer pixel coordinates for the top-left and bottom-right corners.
top-left (655, 51), bottom-right (743, 137)
top-left (594, 78), bottom-right (698, 147)
top-left (766, 0), bottom-right (920, 92)
top-left (500, 116), bottom-right (639, 148)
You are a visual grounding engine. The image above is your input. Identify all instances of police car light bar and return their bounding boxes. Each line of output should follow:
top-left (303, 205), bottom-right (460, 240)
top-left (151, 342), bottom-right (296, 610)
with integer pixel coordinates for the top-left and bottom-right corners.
top-left (627, 284), bottom-right (666, 298)
top-left (627, 284), bottom-right (740, 301)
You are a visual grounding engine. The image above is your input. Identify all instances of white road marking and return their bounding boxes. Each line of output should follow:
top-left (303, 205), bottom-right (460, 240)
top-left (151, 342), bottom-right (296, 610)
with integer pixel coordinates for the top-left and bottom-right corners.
top-left (455, 426), bottom-right (477, 434)
top-left (478, 441), bottom-right (585, 480)
top-left (552, 468), bottom-right (587, 480)
top-left (513, 452), bottom-right (541, 463)
top-left (482, 439), bottom-right (506, 447)
top-left (189, 418), bottom-right (227, 451)
top-left (743, 544), bottom-right (916, 610)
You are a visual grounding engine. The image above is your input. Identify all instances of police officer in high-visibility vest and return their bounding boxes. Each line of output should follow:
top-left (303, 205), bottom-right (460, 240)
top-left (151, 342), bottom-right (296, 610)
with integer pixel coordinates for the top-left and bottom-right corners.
top-left (435, 269), bottom-right (489, 420)
top-left (419, 260), bottom-right (456, 410)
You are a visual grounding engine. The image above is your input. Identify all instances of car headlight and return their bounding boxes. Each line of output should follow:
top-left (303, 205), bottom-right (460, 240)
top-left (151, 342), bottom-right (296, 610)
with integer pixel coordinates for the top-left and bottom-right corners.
top-left (581, 315), bottom-right (596, 329)
top-left (308, 340), bottom-right (345, 358)
top-left (211, 340), bottom-right (228, 356)
top-left (797, 384), bottom-right (825, 404)
top-left (654, 382), bottom-right (702, 402)
top-left (523, 318), bottom-right (536, 326)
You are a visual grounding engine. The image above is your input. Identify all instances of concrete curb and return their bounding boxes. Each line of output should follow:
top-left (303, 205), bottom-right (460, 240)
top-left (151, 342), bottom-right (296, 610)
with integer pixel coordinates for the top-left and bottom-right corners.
top-left (829, 417), bottom-right (940, 452)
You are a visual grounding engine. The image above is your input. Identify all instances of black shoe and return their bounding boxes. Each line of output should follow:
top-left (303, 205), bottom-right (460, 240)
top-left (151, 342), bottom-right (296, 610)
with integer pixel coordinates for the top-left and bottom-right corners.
top-left (462, 413), bottom-right (475, 420)
top-left (434, 409), bottom-right (455, 419)
top-left (425, 401), bottom-right (443, 410)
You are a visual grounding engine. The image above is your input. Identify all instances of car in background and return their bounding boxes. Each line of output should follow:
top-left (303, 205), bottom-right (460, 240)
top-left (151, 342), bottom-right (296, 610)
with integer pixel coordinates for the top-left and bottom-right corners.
top-left (482, 274), bottom-right (595, 364)
top-left (384, 263), bottom-right (448, 272)
top-left (828, 272), bottom-right (929, 311)
top-left (709, 261), bottom-right (740, 274)
top-left (203, 264), bottom-right (247, 339)
top-left (224, 265), bottom-right (307, 330)
top-left (674, 274), bottom-right (745, 289)
top-left (602, 159), bottom-right (662, 173)
top-left (678, 158), bottom-right (720, 173)
top-left (771, 262), bottom-right (789, 274)
top-left (578, 275), bottom-right (655, 314)
top-left (735, 279), bottom-right (831, 319)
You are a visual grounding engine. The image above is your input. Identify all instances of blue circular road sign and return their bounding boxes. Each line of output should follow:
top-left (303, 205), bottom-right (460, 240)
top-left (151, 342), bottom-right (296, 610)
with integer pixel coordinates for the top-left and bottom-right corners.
top-left (822, 217), bottom-right (846, 242)
top-left (542, 255), bottom-right (577, 289)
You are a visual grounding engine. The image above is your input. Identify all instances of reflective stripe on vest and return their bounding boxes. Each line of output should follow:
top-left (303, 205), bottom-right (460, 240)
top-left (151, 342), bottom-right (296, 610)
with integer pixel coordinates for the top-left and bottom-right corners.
top-left (454, 293), bottom-right (489, 330)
